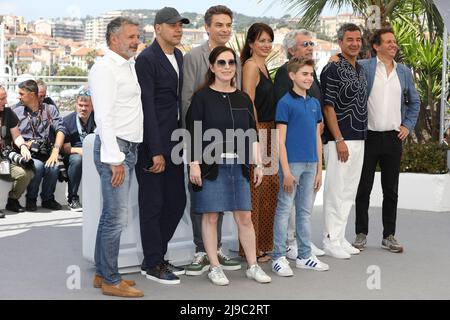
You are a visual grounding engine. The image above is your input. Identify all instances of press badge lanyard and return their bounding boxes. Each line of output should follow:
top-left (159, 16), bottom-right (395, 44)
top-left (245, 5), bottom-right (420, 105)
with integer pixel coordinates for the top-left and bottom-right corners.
top-left (27, 108), bottom-right (43, 140)
top-left (76, 116), bottom-right (88, 143)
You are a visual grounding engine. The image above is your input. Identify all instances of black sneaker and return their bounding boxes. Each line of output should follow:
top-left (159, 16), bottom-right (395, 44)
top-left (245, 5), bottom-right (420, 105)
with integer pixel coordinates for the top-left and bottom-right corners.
top-left (41, 199), bottom-right (62, 210)
top-left (163, 260), bottom-right (185, 276)
top-left (144, 263), bottom-right (180, 285)
top-left (26, 198), bottom-right (37, 212)
top-left (6, 198), bottom-right (25, 213)
top-left (0, 210), bottom-right (5, 218)
top-left (68, 198), bottom-right (83, 212)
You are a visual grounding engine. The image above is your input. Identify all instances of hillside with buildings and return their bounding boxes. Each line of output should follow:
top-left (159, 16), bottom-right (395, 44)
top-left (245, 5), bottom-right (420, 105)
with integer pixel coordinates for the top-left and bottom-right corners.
top-left (0, 9), bottom-right (363, 110)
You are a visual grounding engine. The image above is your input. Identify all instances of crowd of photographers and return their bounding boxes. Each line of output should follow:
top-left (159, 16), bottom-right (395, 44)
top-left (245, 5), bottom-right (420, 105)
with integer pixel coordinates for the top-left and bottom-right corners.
top-left (0, 80), bottom-right (95, 218)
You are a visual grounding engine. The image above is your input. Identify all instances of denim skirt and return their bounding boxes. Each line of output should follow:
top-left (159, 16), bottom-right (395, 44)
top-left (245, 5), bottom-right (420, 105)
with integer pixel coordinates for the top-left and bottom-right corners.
top-left (194, 164), bottom-right (252, 214)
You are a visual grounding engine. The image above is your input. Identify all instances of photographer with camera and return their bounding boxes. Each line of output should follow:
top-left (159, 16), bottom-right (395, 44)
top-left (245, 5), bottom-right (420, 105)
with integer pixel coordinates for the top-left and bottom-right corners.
top-left (0, 86), bottom-right (34, 217)
top-left (14, 80), bottom-right (67, 211)
top-left (62, 88), bottom-right (95, 212)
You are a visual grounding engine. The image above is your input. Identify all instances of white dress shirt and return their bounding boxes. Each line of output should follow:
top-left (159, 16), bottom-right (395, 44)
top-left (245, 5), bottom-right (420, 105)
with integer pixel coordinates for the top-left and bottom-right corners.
top-left (89, 49), bottom-right (143, 165)
top-left (367, 57), bottom-right (402, 132)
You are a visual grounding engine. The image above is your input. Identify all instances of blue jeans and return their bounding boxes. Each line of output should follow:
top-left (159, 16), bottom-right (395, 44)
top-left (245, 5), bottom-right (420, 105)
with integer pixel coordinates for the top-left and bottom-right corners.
top-left (26, 158), bottom-right (59, 201)
top-left (93, 135), bottom-right (138, 285)
top-left (273, 162), bottom-right (317, 260)
top-left (66, 154), bottom-right (82, 201)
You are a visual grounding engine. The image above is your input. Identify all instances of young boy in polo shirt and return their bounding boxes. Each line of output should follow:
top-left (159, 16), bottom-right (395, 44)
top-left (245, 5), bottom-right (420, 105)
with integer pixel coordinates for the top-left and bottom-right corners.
top-left (271, 57), bottom-right (329, 276)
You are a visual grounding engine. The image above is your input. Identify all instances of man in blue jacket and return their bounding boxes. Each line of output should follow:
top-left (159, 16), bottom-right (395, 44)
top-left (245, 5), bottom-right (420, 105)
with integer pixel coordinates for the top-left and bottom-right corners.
top-left (62, 89), bottom-right (95, 211)
top-left (353, 28), bottom-right (420, 253)
top-left (135, 7), bottom-right (188, 285)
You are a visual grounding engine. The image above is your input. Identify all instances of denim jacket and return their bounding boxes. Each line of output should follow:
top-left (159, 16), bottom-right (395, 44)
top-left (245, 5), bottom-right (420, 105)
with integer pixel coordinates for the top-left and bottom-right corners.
top-left (359, 58), bottom-right (421, 132)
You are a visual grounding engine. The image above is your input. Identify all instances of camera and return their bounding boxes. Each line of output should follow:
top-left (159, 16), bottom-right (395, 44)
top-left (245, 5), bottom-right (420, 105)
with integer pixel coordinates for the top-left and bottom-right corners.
top-left (30, 139), bottom-right (51, 161)
top-left (1, 147), bottom-right (34, 170)
top-left (57, 155), bottom-right (69, 182)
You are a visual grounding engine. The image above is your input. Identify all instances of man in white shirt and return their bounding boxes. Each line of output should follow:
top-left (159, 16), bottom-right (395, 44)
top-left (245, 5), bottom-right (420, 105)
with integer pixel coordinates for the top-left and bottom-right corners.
top-left (353, 28), bottom-right (420, 253)
top-left (88, 17), bottom-right (144, 298)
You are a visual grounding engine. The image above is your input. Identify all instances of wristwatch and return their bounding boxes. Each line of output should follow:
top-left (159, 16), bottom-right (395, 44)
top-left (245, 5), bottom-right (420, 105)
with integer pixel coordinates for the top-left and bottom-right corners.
top-left (335, 137), bottom-right (345, 143)
top-left (53, 143), bottom-right (61, 150)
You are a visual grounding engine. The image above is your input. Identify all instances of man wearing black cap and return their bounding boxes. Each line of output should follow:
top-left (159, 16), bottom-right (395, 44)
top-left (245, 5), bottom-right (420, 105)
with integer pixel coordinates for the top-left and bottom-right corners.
top-left (135, 7), bottom-right (189, 285)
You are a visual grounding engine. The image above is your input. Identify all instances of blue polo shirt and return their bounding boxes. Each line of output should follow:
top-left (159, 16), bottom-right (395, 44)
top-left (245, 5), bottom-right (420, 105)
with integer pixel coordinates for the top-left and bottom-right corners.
top-left (275, 89), bottom-right (322, 163)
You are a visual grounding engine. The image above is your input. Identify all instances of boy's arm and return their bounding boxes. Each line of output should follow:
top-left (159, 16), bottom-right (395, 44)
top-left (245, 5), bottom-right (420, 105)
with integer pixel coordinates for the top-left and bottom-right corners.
top-left (277, 123), bottom-right (296, 194)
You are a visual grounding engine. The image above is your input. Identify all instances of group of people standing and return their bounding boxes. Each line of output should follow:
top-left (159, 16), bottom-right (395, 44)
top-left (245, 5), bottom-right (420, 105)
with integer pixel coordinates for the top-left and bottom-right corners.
top-left (89, 4), bottom-right (420, 298)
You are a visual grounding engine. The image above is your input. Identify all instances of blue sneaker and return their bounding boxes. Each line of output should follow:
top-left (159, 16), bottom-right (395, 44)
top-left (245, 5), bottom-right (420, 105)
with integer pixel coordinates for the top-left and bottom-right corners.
top-left (144, 263), bottom-right (180, 285)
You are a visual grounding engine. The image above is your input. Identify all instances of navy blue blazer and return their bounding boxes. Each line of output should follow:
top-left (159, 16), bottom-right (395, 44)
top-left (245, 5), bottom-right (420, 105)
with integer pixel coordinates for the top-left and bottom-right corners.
top-left (359, 58), bottom-right (420, 132)
top-left (135, 40), bottom-right (184, 159)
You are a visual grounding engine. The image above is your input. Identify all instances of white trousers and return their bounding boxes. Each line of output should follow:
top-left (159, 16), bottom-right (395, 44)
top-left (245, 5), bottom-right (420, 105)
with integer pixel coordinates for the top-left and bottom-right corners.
top-left (323, 140), bottom-right (365, 244)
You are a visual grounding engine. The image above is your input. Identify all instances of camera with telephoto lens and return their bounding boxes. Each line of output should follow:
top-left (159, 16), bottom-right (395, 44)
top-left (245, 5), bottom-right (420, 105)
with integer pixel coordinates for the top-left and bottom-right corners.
top-left (1, 147), bottom-right (34, 170)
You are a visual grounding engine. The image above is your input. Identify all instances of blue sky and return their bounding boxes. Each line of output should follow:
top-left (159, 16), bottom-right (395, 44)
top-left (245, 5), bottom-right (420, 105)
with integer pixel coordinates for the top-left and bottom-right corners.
top-left (0, 0), bottom-right (346, 20)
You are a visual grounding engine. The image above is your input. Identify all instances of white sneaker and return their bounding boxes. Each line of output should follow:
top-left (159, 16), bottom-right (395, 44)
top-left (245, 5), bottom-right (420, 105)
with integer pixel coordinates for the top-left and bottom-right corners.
top-left (246, 264), bottom-right (272, 283)
top-left (286, 244), bottom-right (297, 260)
top-left (311, 242), bottom-right (325, 257)
top-left (208, 266), bottom-right (229, 286)
top-left (271, 257), bottom-right (294, 277)
top-left (341, 238), bottom-right (360, 255)
top-left (287, 242), bottom-right (324, 259)
top-left (323, 238), bottom-right (351, 259)
top-left (296, 255), bottom-right (330, 271)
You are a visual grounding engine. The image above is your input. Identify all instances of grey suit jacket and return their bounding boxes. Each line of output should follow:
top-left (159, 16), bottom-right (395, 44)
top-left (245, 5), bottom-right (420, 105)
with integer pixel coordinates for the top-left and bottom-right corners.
top-left (181, 41), bottom-right (242, 128)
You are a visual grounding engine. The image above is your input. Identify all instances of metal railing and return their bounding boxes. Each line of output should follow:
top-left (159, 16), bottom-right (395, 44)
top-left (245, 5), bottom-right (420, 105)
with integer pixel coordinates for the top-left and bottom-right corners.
top-left (1, 75), bottom-right (88, 112)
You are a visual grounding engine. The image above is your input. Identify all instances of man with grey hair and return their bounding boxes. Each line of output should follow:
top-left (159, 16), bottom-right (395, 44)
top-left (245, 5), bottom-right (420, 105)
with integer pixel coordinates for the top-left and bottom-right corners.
top-left (273, 29), bottom-right (325, 259)
top-left (274, 29), bottom-right (322, 103)
top-left (89, 16), bottom-right (144, 297)
top-left (36, 79), bottom-right (57, 109)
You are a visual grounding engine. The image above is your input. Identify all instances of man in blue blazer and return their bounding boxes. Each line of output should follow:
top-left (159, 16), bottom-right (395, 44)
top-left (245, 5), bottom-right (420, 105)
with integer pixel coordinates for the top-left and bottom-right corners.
top-left (135, 7), bottom-right (189, 285)
top-left (353, 28), bottom-right (420, 253)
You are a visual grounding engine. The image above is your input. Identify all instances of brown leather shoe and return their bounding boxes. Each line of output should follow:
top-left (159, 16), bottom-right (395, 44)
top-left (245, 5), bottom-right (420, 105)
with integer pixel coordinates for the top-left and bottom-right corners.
top-left (93, 274), bottom-right (136, 288)
top-left (101, 280), bottom-right (144, 298)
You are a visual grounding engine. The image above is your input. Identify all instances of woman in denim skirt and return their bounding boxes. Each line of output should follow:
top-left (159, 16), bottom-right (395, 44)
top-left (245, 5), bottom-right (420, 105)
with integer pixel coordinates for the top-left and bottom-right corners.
top-left (186, 46), bottom-right (271, 286)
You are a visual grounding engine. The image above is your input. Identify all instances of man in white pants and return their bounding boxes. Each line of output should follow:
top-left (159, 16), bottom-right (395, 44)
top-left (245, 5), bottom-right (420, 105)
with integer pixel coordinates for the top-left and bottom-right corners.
top-left (320, 23), bottom-right (368, 259)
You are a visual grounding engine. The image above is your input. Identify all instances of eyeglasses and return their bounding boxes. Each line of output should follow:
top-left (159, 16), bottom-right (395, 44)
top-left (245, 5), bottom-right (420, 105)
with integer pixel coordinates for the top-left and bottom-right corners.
top-left (215, 59), bottom-right (237, 67)
top-left (300, 41), bottom-right (315, 48)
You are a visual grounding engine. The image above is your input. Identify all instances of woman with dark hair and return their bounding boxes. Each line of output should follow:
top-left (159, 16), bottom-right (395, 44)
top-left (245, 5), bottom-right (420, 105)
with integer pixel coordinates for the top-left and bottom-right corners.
top-left (240, 22), bottom-right (279, 263)
top-left (186, 46), bottom-right (271, 286)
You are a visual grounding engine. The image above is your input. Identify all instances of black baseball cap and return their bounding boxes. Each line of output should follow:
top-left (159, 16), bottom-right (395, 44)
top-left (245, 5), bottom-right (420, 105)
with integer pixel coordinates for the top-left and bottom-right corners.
top-left (154, 7), bottom-right (190, 25)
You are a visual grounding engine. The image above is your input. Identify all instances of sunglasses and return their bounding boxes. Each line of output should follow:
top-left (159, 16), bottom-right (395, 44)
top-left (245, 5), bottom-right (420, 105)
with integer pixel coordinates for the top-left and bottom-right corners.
top-left (215, 59), bottom-right (237, 67)
top-left (301, 41), bottom-right (315, 47)
top-left (78, 88), bottom-right (91, 96)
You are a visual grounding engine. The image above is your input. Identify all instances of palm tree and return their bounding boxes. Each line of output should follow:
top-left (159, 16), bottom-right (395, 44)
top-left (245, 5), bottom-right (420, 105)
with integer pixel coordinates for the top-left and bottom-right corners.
top-left (261, 0), bottom-right (443, 35)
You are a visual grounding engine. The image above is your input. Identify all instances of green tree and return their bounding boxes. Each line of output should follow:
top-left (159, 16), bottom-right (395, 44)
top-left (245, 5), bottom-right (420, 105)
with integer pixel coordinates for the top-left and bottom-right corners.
top-left (85, 50), bottom-right (97, 70)
top-left (262, 0), bottom-right (443, 34)
top-left (6, 43), bottom-right (17, 68)
top-left (56, 66), bottom-right (87, 82)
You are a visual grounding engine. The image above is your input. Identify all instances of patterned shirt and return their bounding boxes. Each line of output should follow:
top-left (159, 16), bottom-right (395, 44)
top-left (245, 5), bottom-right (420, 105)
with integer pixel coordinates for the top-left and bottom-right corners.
top-left (13, 103), bottom-right (66, 142)
top-left (320, 53), bottom-right (368, 143)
